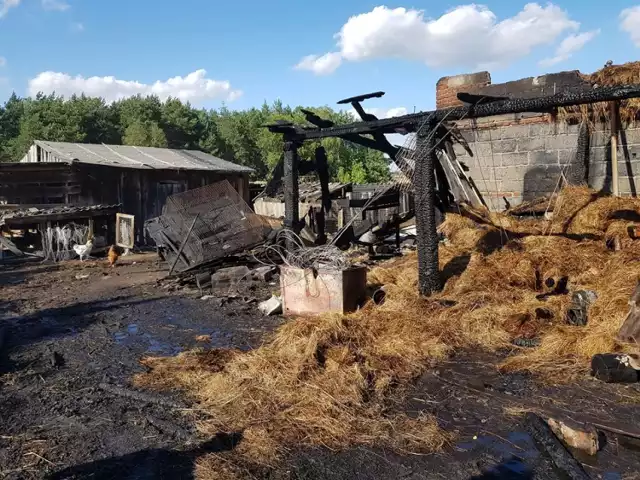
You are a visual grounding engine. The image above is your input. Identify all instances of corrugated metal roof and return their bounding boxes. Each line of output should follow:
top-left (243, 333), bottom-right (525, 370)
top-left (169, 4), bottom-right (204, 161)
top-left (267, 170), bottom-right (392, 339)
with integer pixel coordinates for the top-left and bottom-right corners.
top-left (25, 141), bottom-right (254, 173)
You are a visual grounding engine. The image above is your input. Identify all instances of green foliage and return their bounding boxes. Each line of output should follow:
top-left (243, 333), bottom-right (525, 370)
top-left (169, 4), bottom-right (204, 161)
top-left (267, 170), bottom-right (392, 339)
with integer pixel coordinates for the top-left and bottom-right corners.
top-left (123, 120), bottom-right (168, 148)
top-left (0, 94), bottom-right (394, 184)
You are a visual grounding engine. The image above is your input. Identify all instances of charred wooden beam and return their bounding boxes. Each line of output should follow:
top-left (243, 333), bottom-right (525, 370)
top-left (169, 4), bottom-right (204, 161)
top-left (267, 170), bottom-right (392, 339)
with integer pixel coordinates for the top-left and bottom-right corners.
top-left (271, 84), bottom-right (640, 140)
top-left (414, 126), bottom-right (441, 296)
top-left (300, 108), bottom-right (400, 159)
top-left (283, 137), bottom-right (302, 249)
top-left (315, 146), bottom-right (331, 213)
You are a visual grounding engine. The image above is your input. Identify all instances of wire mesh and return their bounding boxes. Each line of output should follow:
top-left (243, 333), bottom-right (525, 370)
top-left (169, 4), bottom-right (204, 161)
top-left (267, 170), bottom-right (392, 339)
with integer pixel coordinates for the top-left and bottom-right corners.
top-left (116, 213), bottom-right (135, 249)
top-left (146, 180), bottom-right (272, 272)
top-left (42, 223), bottom-right (89, 262)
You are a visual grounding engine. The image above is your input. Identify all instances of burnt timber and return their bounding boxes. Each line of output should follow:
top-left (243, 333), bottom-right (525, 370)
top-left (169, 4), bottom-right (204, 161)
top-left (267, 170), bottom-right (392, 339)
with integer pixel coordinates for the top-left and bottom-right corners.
top-left (268, 83), bottom-right (640, 296)
top-left (268, 84), bottom-right (640, 140)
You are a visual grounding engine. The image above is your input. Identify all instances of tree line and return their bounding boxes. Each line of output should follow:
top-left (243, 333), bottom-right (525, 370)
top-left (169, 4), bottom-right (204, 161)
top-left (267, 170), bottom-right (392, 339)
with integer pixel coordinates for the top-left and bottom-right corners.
top-left (0, 93), bottom-right (392, 184)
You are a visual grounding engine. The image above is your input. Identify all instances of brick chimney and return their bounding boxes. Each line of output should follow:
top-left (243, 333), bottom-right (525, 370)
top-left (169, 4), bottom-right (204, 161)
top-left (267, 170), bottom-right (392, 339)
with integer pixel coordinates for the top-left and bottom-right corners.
top-left (435, 71), bottom-right (491, 109)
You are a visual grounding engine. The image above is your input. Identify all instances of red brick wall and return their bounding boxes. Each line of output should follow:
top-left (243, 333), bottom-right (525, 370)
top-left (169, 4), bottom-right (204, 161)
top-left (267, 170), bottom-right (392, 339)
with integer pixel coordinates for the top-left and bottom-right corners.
top-left (435, 71), bottom-right (491, 109)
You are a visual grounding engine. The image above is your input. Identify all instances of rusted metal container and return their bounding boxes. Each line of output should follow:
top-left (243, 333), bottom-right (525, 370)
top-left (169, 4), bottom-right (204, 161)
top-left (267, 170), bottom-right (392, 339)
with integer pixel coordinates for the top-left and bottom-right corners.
top-left (280, 265), bottom-right (367, 316)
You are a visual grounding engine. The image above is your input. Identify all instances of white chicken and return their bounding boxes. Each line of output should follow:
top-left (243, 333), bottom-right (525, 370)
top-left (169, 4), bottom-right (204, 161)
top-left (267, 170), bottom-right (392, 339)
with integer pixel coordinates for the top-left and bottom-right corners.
top-left (73, 236), bottom-right (94, 262)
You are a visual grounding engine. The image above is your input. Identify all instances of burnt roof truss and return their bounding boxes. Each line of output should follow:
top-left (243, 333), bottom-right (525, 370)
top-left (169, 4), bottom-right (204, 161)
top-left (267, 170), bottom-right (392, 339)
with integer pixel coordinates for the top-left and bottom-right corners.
top-left (266, 83), bottom-right (640, 297)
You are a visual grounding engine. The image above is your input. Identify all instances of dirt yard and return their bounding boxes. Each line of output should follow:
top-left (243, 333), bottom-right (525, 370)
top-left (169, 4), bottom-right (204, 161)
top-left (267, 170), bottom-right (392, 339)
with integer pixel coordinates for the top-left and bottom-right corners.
top-left (2, 254), bottom-right (640, 479)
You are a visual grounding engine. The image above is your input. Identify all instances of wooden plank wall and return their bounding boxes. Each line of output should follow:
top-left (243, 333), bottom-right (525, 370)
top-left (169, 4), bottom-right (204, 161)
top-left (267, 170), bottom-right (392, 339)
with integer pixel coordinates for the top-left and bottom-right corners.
top-left (0, 163), bottom-right (80, 204)
top-left (0, 161), bottom-right (251, 246)
top-left (76, 165), bottom-right (251, 244)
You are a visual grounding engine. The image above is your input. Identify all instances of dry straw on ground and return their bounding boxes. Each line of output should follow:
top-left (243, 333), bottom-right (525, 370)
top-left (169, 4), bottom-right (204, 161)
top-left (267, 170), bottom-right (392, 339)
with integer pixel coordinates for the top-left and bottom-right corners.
top-left (136, 186), bottom-right (640, 477)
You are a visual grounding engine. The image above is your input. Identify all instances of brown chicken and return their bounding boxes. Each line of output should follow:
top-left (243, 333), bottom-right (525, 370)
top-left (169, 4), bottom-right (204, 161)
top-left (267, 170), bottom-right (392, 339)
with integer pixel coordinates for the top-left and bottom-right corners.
top-left (108, 245), bottom-right (120, 267)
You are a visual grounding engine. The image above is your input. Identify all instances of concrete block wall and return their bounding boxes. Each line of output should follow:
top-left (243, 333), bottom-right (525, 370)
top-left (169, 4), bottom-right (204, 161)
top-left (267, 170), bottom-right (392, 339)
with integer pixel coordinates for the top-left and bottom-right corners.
top-left (453, 121), bottom-right (640, 210)
top-left (437, 70), bottom-right (640, 210)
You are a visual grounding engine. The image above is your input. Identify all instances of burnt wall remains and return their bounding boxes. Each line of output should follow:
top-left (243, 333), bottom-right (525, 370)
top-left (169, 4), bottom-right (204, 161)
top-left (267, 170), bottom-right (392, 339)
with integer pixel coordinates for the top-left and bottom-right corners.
top-left (437, 71), bottom-right (640, 209)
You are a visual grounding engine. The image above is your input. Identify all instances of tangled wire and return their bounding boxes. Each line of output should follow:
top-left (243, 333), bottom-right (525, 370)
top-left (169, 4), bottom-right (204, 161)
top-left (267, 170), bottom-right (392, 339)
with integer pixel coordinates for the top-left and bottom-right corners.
top-left (255, 230), bottom-right (353, 271)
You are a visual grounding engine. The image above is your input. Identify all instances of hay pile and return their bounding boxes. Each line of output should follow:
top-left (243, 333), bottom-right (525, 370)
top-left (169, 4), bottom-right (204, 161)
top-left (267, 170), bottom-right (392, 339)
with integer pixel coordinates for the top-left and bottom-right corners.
top-left (136, 186), bottom-right (640, 478)
top-left (559, 61), bottom-right (640, 123)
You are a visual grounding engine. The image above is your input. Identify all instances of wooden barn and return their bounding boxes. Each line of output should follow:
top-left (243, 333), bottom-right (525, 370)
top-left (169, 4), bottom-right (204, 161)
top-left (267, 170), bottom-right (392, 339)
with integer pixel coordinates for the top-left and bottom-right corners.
top-left (0, 140), bottom-right (253, 244)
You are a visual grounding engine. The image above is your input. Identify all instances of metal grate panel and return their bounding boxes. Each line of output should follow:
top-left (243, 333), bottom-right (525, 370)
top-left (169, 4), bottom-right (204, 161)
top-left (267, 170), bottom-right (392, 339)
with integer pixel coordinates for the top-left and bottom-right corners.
top-left (146, 180), bottom-right (271, 272)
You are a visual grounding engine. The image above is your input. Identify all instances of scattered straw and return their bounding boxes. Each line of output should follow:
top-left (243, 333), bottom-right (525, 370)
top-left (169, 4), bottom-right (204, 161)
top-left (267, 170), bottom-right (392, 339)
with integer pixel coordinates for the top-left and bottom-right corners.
top-left (137, 186), bottom-right (640, 477)
top-left (558, 61), bottom-right (640, 123)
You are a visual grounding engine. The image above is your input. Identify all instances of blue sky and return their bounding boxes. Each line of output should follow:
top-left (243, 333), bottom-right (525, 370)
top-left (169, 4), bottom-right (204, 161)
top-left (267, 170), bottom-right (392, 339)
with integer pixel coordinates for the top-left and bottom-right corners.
top-left (0, 0), bottom-right (639, 116)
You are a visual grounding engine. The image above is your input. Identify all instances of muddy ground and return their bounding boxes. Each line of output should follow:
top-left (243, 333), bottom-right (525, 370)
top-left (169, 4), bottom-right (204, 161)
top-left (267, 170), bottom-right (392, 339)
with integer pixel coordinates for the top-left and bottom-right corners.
top-left (1, 254), bottom-right (640, 479)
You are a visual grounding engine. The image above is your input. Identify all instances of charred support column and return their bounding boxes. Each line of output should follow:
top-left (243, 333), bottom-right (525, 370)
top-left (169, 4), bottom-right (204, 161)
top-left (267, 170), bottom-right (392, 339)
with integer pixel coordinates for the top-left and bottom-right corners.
top-left (415, 126), bottom-right (441, 296)
top-left (283, 136), bottom-right (301, 249)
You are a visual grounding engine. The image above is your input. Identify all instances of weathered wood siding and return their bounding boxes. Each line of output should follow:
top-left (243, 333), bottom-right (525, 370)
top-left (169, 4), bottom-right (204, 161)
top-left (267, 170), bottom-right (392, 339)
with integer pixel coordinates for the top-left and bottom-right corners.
top-left (75, 165), bottom-right (250, 244)
top-left (0, 163), bottom-right (80, 204)
top-left (1, 160), bottom-right (250, 245)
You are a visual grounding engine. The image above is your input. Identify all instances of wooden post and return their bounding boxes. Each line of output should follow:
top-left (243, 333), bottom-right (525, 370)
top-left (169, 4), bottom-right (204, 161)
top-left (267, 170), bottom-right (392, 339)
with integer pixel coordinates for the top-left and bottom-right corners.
top-left (414, 126), bottom-right (441, 296)
top-left (610, 101), bottom-right (619, 197)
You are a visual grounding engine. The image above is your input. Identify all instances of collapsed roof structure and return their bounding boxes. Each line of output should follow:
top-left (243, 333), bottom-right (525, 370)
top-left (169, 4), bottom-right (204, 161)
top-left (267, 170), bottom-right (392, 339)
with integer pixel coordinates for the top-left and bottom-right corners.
top-left (265, 80), bottom-right (640, 296)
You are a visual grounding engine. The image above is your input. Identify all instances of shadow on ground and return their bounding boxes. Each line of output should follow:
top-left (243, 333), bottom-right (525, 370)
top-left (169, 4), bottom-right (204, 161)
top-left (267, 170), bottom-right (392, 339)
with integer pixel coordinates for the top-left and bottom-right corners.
top-left (46, 433), bottom-right (242, 480)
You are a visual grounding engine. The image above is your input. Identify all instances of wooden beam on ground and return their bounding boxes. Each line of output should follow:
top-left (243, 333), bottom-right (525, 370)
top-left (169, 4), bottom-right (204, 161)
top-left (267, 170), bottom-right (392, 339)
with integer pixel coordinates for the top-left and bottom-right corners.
top-left (0, 236), bottom-right (24, 256)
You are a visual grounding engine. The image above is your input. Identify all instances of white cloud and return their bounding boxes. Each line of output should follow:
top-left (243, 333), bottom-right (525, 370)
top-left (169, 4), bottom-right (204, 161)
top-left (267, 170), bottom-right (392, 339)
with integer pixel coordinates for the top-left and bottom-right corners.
top-left (42, 0), bottom-right (69, 11)
top-left (621, 6), bottom-right (640, 46)
top-left (71, 21), bottom-right (84, 32)
top-left (539, 29), bottom-right (600, 67)
top-left (348, 106), bottom-right (408, 120)
top-left (295, 52), bottom-right (342, 75)
top-left (0, 0), bottom-right (21, 18)
top-left (28, 69), bottom-right (243, 104)
top-left (0, 57), bottom-right (6, 67)
top-left (296, 3), bottom-right (579, 75)
top-left (345, 106), bottom-right (410, 149)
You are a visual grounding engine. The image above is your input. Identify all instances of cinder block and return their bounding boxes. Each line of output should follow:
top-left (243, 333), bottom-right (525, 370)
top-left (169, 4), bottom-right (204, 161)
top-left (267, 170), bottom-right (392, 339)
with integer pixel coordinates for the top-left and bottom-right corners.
top-left (590, 130), bottom-right (610, 147)
top-left (492, 139), bottom-right (517, 154)
top-left (529, 123), bottom-right (554, 137)
top-left (622, 128), bottom-right (640, 145)
top-left (518, 137), bottom-right (546, 152)
top-left (501, 152), bottom-right (529, 167)
top-left (588, 162), bottom-right (608, 178)
top-left (530, 150), bottom-right (559, 165)
top-left (620, 144), bottom-right (640, 160)
top-left (460, 130), bottom-right (476, 144)
top-left (617, 161), bottom-right (640, 177)
top-left (558, 149), bottom-right (578, 165)
top-left (545, 134), bottom-right (578, 150)
top-left (619, 177), bottom-right (640, 195)
top-left (589, 147), bottom-right (607, 163)
top-left (500, 178), bottom-right (526, 192)
top-left (588, 175), bottom-right (607, 191)
top-left (471, 142), bottom-right (498, 161)
top-left (566, 124), bottom-right (581, 135)
top-left (452, 143), bottom-right (470, 158)
top-left (462, 128), bottom-right (490, 142)
top-left (500, 124), bottom-right (530, 139)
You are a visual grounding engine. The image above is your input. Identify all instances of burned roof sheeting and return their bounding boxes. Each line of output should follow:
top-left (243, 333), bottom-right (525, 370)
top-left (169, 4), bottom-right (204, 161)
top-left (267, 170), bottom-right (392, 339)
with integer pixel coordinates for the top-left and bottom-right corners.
top-left (25, 140), bottom-right (254, 173)
top-left (1, 204), bottom-right (121, 226)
